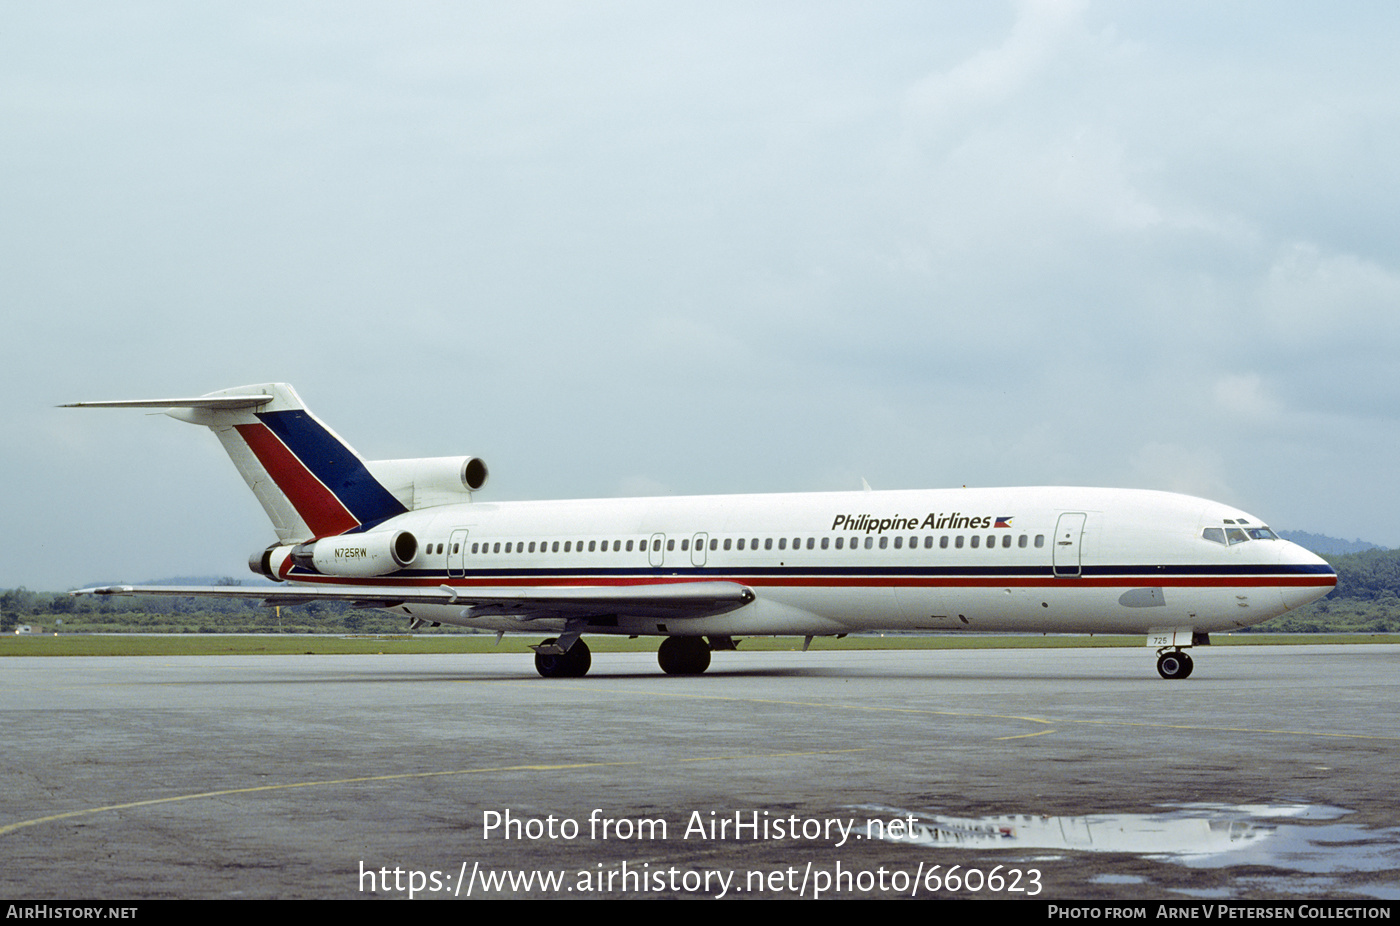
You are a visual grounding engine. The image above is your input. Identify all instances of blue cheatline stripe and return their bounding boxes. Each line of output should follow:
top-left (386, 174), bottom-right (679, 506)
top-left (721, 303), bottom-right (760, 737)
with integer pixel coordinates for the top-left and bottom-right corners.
top-left (285, 562), bottom-right (1334, 583)
top-left (257, 409), bottom-right (407, 531)
top-left (385, 563), bottom-right (1334, 579)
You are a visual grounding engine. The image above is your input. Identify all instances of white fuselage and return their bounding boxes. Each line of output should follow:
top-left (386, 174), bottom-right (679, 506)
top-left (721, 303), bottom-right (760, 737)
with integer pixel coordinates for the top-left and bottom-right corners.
top-left (282, 486), bottom-right (1335, 639)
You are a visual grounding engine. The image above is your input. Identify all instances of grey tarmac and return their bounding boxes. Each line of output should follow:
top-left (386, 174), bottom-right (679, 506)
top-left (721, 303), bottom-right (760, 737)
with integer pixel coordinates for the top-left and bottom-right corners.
top-left (2, 644), bottom-right (1397, 900)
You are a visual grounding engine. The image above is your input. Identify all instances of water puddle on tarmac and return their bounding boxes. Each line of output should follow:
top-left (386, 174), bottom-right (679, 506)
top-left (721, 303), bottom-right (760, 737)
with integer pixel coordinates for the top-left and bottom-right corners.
top-left (856, 803), bottom-right (1400, 898)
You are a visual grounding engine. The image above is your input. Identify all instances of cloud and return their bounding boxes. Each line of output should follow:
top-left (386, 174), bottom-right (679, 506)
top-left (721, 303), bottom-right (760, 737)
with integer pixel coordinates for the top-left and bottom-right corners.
top-left (1212, 373), bottom-right (1283, 423)
top-left (904, 0), bottom-right (1090, 129)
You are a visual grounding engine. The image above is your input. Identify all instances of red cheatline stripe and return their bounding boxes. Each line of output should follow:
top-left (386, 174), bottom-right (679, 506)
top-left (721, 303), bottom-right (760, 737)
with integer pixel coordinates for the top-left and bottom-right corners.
top-left (235, 423), bottom-right (359, 537)
top-left (284, 573), bottom-right (1335, 590)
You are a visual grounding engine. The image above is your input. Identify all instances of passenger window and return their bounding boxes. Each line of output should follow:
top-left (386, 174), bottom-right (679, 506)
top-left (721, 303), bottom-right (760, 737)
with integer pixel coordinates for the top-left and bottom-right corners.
top-left (667, 539), bottom-right (674, 551)
top-left (970, 536), bottom-right (980, 549)
top-left (955, 536), bottom-right (964, 549)
top-left (765, 538), bottom-right (773, 551)
top-left (778, 538), bottom-right (787, 551)
top-left (723, 539), bottom-right (732, 551)
top-left (880, 537), bottom-right (889, 549)
top-left (1018, 535), bottom-right (1027, 548)
top-left (737, 538), bottom-right (746, 551)
top-left (893, 536), bottom-right (902, 549)
top-left (835, 537), bottom-right (843, 550)
top-left (940, 536), bottom-right (949, 549)
top-left (864, 537), bottom-right (873, 550)
top-left (1034, 535), bottom-right (1045, 548)
top-left (820, 537), bottom-right (829, 550)
top-left (552, 541), bottom-right (559, 552)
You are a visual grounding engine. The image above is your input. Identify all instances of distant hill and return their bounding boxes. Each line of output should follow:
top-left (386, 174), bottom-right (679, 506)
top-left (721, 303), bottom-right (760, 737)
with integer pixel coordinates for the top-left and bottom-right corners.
top-left (1277, 531), bottom-right (1383, 556)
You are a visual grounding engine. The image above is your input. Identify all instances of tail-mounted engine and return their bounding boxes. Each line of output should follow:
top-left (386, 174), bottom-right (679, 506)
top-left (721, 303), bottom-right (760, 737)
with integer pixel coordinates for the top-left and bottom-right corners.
top-left (249, 529), bottom-right (419, 580)
top-left (365, 455), bottom-right (488, 509)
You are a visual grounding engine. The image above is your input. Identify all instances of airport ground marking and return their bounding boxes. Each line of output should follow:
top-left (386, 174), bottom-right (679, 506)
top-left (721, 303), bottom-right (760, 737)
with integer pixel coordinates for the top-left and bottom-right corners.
top-left (495, 681), bottom-right (1398, 743)
top-left (0, 747), bottom-right (872, 839)
top-left (1056, 717), bottom-right (1399, 741)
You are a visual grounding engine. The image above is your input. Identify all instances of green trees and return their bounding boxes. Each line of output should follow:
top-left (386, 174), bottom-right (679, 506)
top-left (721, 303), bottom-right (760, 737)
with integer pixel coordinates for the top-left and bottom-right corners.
top-left (0, 584), bottom-right (466, 635)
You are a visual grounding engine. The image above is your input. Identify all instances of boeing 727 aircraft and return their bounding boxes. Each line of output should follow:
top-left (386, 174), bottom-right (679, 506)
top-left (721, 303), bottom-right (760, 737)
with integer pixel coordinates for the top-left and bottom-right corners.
top-left (67, 383), bottom-right (1336, 679)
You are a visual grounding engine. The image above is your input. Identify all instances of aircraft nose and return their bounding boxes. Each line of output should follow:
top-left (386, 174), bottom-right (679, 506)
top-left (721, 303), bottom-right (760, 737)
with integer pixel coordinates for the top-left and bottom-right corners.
top-left (1278, 540), bottom-right (1336, 612)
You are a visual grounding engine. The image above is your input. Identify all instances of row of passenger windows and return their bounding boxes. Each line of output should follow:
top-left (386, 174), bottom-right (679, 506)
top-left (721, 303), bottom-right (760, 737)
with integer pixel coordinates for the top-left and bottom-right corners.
top-left (419, 533), bottom-right (1048, 558)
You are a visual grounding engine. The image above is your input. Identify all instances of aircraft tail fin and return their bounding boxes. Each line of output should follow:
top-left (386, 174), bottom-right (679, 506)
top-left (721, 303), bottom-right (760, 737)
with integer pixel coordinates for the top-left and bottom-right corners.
top-left (64, 384), bottom-right (408, 541)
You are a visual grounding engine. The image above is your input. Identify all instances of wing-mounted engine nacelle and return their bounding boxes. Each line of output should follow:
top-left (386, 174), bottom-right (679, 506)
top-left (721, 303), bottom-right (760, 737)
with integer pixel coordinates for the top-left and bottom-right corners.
top-left (365, 456), bottom-right (489, 510)
top-left (249, 530), bottom-right (419, 580)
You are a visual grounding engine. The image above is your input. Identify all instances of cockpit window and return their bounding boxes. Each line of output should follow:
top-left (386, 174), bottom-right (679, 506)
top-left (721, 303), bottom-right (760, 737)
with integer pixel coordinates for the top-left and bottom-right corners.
top-left (1204, 521), bottom-right (1278, 545)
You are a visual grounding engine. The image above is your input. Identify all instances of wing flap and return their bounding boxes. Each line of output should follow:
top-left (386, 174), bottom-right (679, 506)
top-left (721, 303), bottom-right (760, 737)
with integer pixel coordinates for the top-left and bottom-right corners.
top-left (74, 581), bottom-right (755, 620)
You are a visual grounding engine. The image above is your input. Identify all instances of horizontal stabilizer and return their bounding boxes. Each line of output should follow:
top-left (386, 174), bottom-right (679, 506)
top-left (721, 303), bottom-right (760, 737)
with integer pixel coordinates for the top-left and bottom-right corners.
top-left (60, 396), bottom-right (274, 409)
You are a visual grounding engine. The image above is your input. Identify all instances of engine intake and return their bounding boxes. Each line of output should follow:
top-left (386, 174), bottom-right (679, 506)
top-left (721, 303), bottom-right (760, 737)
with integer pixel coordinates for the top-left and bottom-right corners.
top-left (365, 456), bottom-right (489, 509)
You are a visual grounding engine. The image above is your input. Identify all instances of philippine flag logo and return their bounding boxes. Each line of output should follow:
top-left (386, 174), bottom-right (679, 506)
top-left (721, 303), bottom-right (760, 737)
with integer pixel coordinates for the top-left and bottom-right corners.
top-left (994, 516), bottom-right (1013, 528)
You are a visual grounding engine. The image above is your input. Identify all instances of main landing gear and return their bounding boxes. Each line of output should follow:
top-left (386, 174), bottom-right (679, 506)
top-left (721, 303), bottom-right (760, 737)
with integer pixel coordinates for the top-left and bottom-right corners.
top-left (533, 635), bottom-right (717, 678)
top-left (533, 638), bottom-right (591, 678)
top-left (657, 636), bottom-right (711, 676)
top-left (1156, 649), bottom-right (1194, 680)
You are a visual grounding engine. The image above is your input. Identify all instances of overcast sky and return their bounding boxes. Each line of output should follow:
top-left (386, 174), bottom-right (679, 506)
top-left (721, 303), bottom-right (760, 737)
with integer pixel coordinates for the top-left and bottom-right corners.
top-left (5, 1), bottom-right (1399, 590)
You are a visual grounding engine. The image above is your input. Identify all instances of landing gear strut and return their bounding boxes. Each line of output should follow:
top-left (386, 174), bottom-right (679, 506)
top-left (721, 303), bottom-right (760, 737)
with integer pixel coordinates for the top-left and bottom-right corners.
top-left (658, 636), bottom-right (711, 675)
top-left (534, 637), bottom-right (592, 678)
top-left (1156, 649), bottom-right (1194, 680)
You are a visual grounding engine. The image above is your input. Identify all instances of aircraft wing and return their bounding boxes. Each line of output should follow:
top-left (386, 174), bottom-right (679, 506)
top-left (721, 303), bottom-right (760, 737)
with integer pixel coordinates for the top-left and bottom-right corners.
top-left (73, 581), bottom-right (756, 620)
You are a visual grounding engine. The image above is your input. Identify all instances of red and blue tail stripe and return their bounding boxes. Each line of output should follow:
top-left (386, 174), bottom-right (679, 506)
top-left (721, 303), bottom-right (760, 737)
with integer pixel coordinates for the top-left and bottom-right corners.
top-left (235, 409), bottom-right (407, 536)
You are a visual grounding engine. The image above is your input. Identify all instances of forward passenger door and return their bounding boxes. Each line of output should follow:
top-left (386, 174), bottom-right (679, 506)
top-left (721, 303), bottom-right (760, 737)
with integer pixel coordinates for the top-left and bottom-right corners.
top-left (1052, 513), bottom-right (1086, 578)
